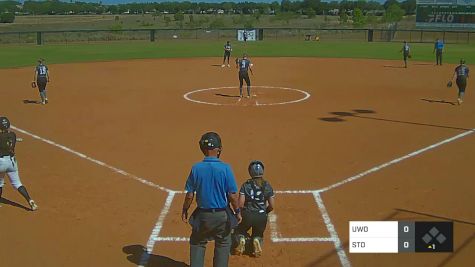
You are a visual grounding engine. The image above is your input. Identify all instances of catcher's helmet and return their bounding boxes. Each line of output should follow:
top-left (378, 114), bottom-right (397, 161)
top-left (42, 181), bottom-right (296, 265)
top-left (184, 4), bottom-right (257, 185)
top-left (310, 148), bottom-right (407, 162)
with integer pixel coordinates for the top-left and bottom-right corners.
top-left (248, 160), bottom-right (264, 178)
top-left (0, 117), bottom-right (11, 131)
top-left (199, 132), bottom-right (222, 150)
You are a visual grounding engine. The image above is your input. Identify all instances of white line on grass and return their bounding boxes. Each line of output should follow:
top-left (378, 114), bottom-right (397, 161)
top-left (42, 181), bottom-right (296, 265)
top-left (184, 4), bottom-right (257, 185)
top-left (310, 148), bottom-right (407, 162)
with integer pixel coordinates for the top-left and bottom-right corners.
top-left (11, 125), bottom-right (173, 193)
top-left (314, 192), bottom-right (351, 267)
top-left (138, 191), bottom-right (176, 267)
top-left (319, 128), bottom-right (475, 192)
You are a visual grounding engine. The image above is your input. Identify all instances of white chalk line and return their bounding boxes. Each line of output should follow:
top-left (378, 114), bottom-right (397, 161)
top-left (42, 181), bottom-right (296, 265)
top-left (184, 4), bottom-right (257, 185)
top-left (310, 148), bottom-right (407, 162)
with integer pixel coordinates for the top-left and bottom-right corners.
top-left (314, 192), bottom-right (351, 267)
top-left (12, 124), bottom-right (475, 267)
top-left (183, 86), bottom-right (311, 106)
top-left (11, 125), bottom-right (174, 193)
top-left (268, 213), bottom-right (334, 242)
top-left (319, 128), bottom-right (475, 192)
top-left (138, 191), bottom-right (176, 267)
top-left (154, 236), bottom-right (335, 242)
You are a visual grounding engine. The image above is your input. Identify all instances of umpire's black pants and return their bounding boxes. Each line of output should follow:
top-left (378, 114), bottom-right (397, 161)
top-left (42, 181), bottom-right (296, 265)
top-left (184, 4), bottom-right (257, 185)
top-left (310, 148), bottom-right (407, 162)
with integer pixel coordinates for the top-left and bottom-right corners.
top-left (436, 50), bottom-right (443, 65)
top-left (190, 210), bottom-right (230, 267)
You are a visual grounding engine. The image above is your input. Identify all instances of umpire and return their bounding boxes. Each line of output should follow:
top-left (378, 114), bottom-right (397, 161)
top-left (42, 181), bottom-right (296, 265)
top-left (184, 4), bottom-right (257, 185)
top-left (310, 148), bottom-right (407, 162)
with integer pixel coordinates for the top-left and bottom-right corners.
top-left (434, 38), bottom-right (445, 66)
top-left (181, 132), bottom-right (242, 267)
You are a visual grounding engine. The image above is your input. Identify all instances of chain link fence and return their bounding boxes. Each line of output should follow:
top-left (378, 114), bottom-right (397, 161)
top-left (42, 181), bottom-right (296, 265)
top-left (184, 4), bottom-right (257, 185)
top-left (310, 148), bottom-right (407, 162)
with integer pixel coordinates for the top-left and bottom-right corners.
top-left (0, 28), bottom-right (474, 45)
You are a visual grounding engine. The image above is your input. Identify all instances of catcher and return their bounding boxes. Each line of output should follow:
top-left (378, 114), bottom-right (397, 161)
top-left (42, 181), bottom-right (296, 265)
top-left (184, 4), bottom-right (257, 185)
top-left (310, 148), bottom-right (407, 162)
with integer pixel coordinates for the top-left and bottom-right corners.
top-left (33, 58), bottom-right (50, 105)
top-left (233, 160), bottom-right (275, 257)
top-left (448, 59), bottom-right (470, 105)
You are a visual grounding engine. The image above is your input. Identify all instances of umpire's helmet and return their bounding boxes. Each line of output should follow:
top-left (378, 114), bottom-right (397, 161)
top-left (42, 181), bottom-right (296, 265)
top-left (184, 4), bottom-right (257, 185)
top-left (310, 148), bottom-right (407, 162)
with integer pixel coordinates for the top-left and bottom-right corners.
top-left (199, 132), bottom-right (222, 150)
top-left (249, 160), bottom-right (264, 178)
top-left (0, 117), bottom-right (10, 131)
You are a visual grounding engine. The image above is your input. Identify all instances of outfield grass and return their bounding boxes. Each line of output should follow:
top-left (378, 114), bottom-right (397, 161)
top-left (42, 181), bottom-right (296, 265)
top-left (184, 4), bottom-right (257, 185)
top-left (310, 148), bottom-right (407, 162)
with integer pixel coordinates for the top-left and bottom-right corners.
top-left (1, 40), bottom-right (474, 68)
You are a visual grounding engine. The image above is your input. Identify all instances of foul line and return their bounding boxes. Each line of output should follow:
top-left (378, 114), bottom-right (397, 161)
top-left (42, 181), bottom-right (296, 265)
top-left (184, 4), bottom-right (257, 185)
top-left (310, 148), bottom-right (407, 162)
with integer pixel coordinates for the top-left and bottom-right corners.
top-left (319, 128), bottom-right (475, 192)
top-left (314, 192), bottom-right (351, 267)
top-left (11, 125), bottom-right (174, 193)
top-left (138, 191), bottom-right (176, 267)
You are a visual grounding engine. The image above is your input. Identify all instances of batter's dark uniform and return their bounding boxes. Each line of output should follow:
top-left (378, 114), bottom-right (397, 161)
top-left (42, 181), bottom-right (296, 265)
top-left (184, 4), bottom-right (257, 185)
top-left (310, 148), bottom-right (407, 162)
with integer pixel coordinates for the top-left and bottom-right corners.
top-left (235, 178), bottom-right (274, 242)
top-left (236, 58), bottom-right (252, 97)
top-left (455, 64), bottom-right (469, 104)
top-left (35, 63), bottom-right (49, 104)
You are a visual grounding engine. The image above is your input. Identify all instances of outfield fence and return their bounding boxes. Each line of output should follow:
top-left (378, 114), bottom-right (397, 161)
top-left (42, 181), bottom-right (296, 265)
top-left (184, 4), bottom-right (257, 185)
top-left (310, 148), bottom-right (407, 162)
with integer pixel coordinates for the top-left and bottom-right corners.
top-left (0, 28), bottom-right (474, 45)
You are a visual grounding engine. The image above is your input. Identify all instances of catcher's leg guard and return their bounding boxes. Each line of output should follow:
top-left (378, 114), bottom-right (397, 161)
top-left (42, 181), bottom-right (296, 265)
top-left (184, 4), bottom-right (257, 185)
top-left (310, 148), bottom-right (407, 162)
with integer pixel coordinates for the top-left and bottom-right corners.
top-left (233, 234), bottom-right (246, 255)
top-left (252, 237), bottom-right (263, 257)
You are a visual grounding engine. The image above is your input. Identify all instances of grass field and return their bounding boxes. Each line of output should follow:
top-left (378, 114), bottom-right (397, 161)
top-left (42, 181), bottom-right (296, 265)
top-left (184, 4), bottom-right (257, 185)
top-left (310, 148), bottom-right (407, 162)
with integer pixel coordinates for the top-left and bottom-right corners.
top-left (1, 40), bottom-right (474, 69)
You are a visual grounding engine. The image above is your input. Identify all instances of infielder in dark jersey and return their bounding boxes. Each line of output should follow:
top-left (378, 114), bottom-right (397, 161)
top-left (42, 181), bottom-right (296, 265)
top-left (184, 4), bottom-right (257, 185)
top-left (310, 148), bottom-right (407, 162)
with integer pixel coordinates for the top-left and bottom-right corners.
top-left (34, 58), bottom-right (50, 105)
top-left (0, 117), bottom-right (38, 211)
top-left (222, 41), bottom-right (232, 67)
top-left (233, 161), bottom-right (275, 257)
top-left (451, 59), bottom-right (470, 105)
top-left (400, 41), bottom-right (410, 68)
top-left (235, 54), bottom-right (253, 98)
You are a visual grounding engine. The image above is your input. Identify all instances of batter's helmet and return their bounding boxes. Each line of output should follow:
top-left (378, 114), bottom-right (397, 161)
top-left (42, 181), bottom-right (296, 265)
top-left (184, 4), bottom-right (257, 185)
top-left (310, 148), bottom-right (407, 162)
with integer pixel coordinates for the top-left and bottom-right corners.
top-left (460, 59), bottom-right (466, 64)
top-left (199, 132), bottom-right (222, 150)
top-left (0, 117), bottom-right (11, 131)
top-left (248, 160), bottom-right (264, 178)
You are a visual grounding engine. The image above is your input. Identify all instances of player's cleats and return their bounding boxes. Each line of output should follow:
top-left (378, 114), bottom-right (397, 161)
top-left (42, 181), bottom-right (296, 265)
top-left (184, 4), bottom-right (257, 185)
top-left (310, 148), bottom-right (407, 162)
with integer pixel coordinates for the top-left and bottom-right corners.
top-left (227, 64), bottom-right (230, 67)
top-left (221, 64), bottom-right (225, 67)
top-left (45, 98), bottom-right (48, 104)
top-left (252, 237), bottom-right (262, 257)
top-left (29, 199), bottom-right (38, 211)
top-left (457, 98), bottom-right (463, 105)
top-left (234, 236), bottom-right (246, 255)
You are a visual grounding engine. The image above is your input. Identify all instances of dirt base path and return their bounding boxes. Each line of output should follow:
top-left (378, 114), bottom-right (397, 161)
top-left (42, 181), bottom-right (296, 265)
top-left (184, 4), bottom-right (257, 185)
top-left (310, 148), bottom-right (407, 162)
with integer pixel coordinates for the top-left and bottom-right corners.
top-left (0, 57), bottom-right (473, 267)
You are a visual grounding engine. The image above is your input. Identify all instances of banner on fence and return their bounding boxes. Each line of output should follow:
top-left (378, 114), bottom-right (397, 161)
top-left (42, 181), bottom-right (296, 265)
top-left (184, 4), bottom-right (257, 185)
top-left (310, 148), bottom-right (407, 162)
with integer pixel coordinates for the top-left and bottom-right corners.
top-left (416, 0), bottom-right (475, 28)
top-left (237, 29), bottom-right (257, 41)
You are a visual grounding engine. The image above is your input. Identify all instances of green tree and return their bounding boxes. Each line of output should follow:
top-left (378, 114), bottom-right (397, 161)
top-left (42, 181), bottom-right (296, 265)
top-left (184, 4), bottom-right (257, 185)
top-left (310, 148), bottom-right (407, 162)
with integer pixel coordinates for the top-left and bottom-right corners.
top-left (383, 4), bottom-right (404, 22)
top-left (305, 8), bottom-right (316, 18)
top-left (400, 0), bottom-right (416, 15)
top-left (174, 11), bottom-right (184, 22)
top-left (352, 8), bottom-right (366, 26)
top-left (164, 16), bottom-right (171, 26)
top-left (339, 11), bottom-right (349, 23)
top-left (0, 12), bottom-right (15, 23)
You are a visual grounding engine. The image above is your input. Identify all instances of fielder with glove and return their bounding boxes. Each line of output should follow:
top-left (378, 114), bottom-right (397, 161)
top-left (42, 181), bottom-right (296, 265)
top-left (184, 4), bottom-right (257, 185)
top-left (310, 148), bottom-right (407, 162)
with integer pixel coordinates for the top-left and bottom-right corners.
top-left (33, 58), bottom-right (50, 105)
top-left (450, 59), bottom-right (470, 105)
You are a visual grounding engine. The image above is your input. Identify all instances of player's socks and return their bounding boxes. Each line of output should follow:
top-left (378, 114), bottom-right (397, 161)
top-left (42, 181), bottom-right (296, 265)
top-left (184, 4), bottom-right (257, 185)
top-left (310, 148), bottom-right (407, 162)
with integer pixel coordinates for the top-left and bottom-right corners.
top-left (17, 186), bottom-right (32, 202)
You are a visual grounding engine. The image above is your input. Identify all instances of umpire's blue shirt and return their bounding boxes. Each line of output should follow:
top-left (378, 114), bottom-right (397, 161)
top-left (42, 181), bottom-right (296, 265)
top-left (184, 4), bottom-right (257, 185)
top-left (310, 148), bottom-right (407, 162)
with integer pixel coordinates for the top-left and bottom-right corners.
top-left (185, 156), bottom-right (238, 209)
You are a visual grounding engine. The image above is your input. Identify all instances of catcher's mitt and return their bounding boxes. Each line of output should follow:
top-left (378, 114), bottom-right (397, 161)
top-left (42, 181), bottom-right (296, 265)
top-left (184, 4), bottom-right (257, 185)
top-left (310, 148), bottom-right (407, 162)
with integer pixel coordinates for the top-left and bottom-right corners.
top-left (447, 80), bottom-right (453, 88)
top-left (31, 81), bottom-right (37, 88)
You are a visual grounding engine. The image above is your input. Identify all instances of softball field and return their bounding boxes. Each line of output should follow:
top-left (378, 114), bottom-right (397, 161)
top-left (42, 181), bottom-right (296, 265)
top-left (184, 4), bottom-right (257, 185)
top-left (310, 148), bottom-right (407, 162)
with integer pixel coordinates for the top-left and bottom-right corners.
top-left (0, 54), bottom-right (474, 267)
